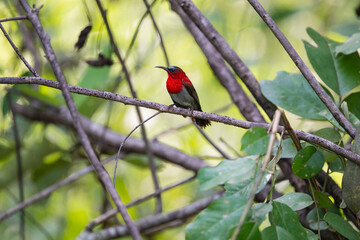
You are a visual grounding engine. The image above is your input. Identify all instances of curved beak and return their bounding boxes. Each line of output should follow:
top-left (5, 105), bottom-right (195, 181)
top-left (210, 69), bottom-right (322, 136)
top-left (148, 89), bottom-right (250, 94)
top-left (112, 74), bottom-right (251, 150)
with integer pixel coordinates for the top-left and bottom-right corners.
top-left (155, 66), bottom-right (168, 71)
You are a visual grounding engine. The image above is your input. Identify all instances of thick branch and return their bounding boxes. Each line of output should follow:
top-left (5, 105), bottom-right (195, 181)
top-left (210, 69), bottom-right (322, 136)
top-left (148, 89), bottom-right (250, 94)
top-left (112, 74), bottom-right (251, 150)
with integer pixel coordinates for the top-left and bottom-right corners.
top-left (76, 192), bottom-right (225, 240)
top-left (172, 0), bottom-right (277, 119)
top-left (170, 0), bottom-right (265, 123)
top-left (2, 76), bottom-right (360, 165)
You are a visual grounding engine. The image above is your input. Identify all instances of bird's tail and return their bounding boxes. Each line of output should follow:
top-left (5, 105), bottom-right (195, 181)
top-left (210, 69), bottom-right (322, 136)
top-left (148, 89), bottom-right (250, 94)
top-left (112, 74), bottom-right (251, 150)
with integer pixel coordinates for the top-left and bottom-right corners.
top-left (194, 118), bottom-right (211, 129)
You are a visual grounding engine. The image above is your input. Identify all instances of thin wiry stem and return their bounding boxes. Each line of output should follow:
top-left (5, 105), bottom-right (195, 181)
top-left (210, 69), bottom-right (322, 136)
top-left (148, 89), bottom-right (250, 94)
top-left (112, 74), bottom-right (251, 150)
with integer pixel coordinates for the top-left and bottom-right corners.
top-left (7, 92), bottom-right (25, 240)
top-left (142, 0), bottom-right (170, 66)
top-left (0, 23), bottom-right (38, 76)
top-left (193, 122), bottom-right (231, 159)
top-left (113, 111), bottom-right (161, 186)
top-left (95, 0), bottom-right (162, 215)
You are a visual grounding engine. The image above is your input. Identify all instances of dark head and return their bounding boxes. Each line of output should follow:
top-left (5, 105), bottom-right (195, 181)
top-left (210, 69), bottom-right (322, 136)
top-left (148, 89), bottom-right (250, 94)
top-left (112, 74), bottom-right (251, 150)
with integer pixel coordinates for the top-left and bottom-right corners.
top-left (155, 66), bottom-right (185, 78)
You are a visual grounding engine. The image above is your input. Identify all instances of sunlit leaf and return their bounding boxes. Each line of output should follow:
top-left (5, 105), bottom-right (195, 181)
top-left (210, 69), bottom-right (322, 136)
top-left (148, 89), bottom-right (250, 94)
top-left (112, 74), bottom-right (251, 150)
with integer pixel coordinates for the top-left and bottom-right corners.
top-left (274, 192), bottom-right (313, 211)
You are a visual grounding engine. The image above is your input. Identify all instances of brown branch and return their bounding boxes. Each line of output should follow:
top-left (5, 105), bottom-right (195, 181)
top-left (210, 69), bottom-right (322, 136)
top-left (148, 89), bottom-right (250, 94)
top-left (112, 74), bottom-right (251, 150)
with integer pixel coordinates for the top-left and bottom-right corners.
top-left (0, 15), bottom-right (27, 22)
top-left (246, 0), bottom-right (356, 138)
top-left (86, 175), bottom-right (196, 230)
top-left (95, 0), bottom-right (162, 215)
top-left (11, 102), bottom-right (208, 171)
top-left (2, 76), bottom-right (360, 166)
top-left (172, 0), bottom-right (276, 119)
top-left (0, 23), bottom-right (38, 76)
top-left (18, 1), bottom-right (141, 238)
top-left (7, 92), bottom-right (25, 240)
top-left (76, 192), bottom-right (225, 240)
top-left (142, 0), bottom-right (170, 66)
top-left (0, 157), bottom-right (116, 222)
top-left (169, 0), bottom-right (266, 123)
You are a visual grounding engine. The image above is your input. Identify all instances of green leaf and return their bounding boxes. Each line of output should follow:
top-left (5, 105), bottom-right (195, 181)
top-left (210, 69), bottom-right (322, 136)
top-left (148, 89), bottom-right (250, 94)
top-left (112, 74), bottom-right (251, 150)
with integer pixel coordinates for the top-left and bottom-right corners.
top-left (314, 191), bottom-right (333, 208)
top-left (278, 139), bottom-right (301, 159)
top-left (269, 202), bottom-right (308, 240)
top-left (344, 92), bottom-right (360, 120)
top-left (335, 32), bottom-right (360, 55)
top-left (342, 129), bottom-right (360, 216)
top-left (241, 127), bottom-right (269, 155)
top-left (185, 194), bottom-right (248, 240)
top-left (292, 146), bottom-right (325, 179)
top-left (306, 208), bottom-right (328, 231)
top-left (260, 72), bottom-right (327, 120)
top-left (314, 128), bottom-right (341, 143)
top-left (261, 226), bottom-right (297, 240)
top-left (235, 222), bottom-right (261, 240)
top-left (197, 157), bottom-right (256, 191)
top-left (304, 28), bottom-right (360, 96)
top-left (224, 171), bottom-right (270, 198)
top-left (251, 203), bottom-right (273, 224)
top-left (328, 158), bottom-right (344, 173)
top-left (274, 192), bottom-right (313, 211)
top-left (324, 212), bottom-right (360, 240)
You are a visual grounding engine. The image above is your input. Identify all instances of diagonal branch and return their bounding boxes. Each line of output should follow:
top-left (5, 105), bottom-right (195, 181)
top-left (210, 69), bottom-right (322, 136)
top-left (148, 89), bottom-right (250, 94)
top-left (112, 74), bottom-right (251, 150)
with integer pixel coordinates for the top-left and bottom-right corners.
top-left (170, 0), bottom-right (266, 123)
top-left (18, 1), bottom-right (141, 239)
top-left (172, 0), bottom-right (277, 119)
top-left (247, 0), bottom-right (356, 138)
top-left (76, 192), bottom-right (225, 240)
top-left (95, 0), bottom-right (162, 214)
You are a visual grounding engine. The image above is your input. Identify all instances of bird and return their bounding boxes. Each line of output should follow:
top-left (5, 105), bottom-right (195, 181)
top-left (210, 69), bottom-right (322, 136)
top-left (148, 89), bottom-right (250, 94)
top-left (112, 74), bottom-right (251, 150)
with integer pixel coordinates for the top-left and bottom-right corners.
top-left (155, 66), bottom-right (211, 129)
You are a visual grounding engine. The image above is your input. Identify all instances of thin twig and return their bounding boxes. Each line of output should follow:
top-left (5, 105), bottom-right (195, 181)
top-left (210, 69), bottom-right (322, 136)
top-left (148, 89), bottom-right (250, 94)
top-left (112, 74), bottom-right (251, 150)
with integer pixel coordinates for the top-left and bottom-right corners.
top-left (7, 91), bottom-right (25, 240)
top-left (95, 0), bottom-right (162, 215)
top-left (0, 23), bottom-right (38, 76)
top-left (142, 0), bottom-right (170, 66)
top-left (0, 15), bottom-right (27, 22)
top-left (5, 188), bottom-right (54, 240)
top-left (231, 110), bottom-right (282, 240)
top-left (193, 122), bottom-right (231, 159)
top-left (114, 111), bottom-right (161, 186)
top-left (0, 156), bottom-right (117, 222)
top-left (247, 0), bottom-right (356, 138)
top-left (86, 175), bottom-right (196, 230)
top-left (3, 76), bottom-right (360, 166)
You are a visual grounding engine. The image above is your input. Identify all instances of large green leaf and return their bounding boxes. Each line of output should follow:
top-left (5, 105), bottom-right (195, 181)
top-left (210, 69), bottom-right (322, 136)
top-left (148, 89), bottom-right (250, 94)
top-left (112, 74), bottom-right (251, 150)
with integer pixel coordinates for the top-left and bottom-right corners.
top-left (314, 128), bottom-right (341, 143)
top-left (185, 194), bottom-right (248, 240)
top-left (342, 128), bottom-right (360, 216)
top-left (261, 226), bottom-right (296, 240)
top-left (241, 127), bottom-right (269, 155)
top-left (197, 157), bottom-right (256, 191)
top-left (269, 202), bottom-right (308, 240)
top-left (344, 92), bottom-right (360, 120)
top-left (274, 192), bottom-right (313, 211)
top-left (335, 32), bottom-right (360, 55)
top-left (260, 72), bottom-right (327, 120)
top-left (235, 222), bottom-right (262, 240)
top-left (292, 146), bottom-right (325, 179)
top-left (304, 28), bottom-right (360, 97)
top-left (324, 212), bottom-right (360, 240)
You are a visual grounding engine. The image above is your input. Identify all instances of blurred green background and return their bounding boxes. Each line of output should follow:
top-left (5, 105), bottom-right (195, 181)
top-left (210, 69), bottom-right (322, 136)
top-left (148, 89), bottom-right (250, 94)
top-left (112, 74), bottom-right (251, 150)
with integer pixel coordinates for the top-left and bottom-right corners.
top-left (0, 0), bottom-right (359, 239)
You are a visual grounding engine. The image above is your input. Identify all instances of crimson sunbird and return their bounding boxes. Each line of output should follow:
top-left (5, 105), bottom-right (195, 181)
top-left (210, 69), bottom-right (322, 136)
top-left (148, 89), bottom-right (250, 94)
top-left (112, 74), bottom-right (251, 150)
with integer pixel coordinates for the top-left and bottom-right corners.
top-left (156, 66), bottom-right (211, 129)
